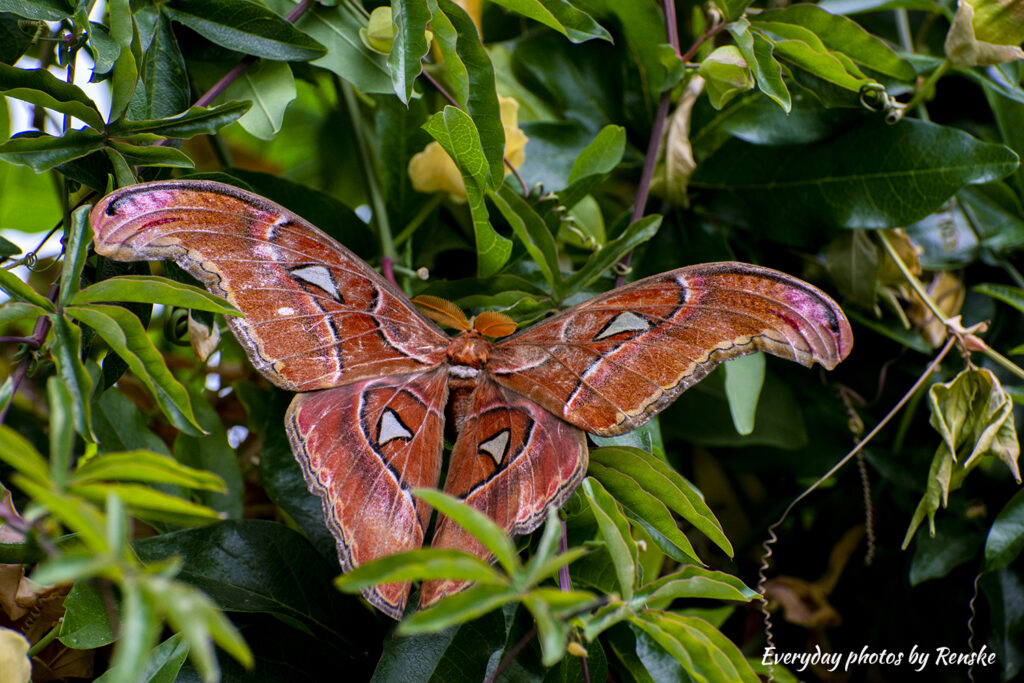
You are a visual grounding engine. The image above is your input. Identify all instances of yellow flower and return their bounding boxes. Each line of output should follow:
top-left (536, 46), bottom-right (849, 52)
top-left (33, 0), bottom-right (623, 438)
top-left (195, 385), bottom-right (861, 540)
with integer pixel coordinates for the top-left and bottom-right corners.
top-left (0, 628), bottom-right (31, 683)
top-left (409, 96), bottom-right (528, 202)
top-left (945, 0), bottom-right (1024, 67)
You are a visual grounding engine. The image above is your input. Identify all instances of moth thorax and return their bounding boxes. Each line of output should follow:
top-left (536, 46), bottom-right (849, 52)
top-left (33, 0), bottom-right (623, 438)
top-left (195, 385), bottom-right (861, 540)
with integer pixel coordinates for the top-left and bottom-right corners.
top-left (447, 330), bottom-right (491, 368)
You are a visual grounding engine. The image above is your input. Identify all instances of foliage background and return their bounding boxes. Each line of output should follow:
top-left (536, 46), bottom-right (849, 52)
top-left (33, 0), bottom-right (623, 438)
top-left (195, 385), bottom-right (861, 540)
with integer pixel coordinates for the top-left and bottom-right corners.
top-left (0, 0), bottom-right (1023, 681)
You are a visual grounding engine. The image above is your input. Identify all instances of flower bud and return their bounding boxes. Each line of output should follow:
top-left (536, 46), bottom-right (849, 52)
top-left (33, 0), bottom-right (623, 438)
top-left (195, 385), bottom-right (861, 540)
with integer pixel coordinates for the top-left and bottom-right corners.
top-left (698, 46), bottom-right (754, 109)
top-left (361, 7), bottom-right (395, 54)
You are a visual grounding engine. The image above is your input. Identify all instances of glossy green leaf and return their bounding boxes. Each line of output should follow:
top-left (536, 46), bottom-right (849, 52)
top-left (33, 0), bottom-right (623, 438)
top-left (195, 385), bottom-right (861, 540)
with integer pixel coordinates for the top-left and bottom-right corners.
top-left (0, 301), bottom-right (45, 326)
top-left (753, 5), bottom-right (914, 81)
top-left (730, 19), bottom-right (790, 111)
top-left (173, 389), bottom-right (244, 520)
top-left (126, 10), bottom-right (189, 120)
top-left (335, 548), bottom-right (504, 591)
top-left (561, 215), bottom-right (661, 295)
top-left (59, 581), bottom-right (117, 649)
top-left (133, 520), bottom-right (356, 644)
top-left (50, 314), bottom-right (95, 439)
top-left (88, 20), bottom-right (121, 75)
top-left (106, 140), bottom-right (195, 168)
top-left (95, 634), bottom-right (189, 683)
top-left (432, 0), bottom-right (504, 183)
top-left (582, 478), bottom-right (637, 600)
top-left (164, 0), bottom-right (326, 61)
top-left (65, 303), bottom-right (202, 435)
top-left (590, 446), bottom-right (732, 557)
top-left (0, 0), bottom-right (72, 21)
top-left (399, 583), bottom-right (515, 634)
top-left (72, 275), bottom-right (240, 315)
top-left (724, 352), bottom-right (764, 436)
top-left (423, 106), bottom-right (513, 277)
top-left (691, 119), bottom-right (1021, 245)
top-left (751, 22), bottom-right (869, 93)
top-left (0, 267), bottom-right (55, 310)
top-left (59, 205), bottom-right (91, 307)
top-left (108, 0), bottom-right (141, 122)
top-left (389, 0), bottom-right (430, 103)
top-left (0, 129), bottom-right (106, 172)
top-left (630, 611), bottom-right (759, 683)
top-left (414, 488), bottom-right (519, 572)
top-left (70, 451), bottom-right (225, 491)
top-left (0, 62), bottom-right (104, 129)
top-left (220, 59), bottom-right (296, 141)
top-left (824, 229), bottom-right (879, 307)
top-left (909, 519), bottom-right (983, 585)
top-left (109, 102), bottom-right (251, 139)
top-left (985, 488), bottom-right (1024, 571)
top-left (263, 0), bottom-right (392, 94)
top-left (490, 184), bottom-right (562, 294)
top-left (488, 0), bottom-right (611, 43)
top-left (638, 566), bottom-right (757, 604)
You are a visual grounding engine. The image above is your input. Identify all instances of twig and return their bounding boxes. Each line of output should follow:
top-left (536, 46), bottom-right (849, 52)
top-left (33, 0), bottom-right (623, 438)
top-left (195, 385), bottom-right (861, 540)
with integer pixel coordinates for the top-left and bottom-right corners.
top-left (0, 284), bottom-right (59, 426)
top-left (484, 626), bottom-right (538, 683)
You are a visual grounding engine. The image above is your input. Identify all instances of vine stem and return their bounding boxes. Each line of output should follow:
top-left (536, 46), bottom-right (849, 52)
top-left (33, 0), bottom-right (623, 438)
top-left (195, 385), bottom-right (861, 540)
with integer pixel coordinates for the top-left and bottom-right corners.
top-left (877, 230), bottom-right (1024, 381)
top-left (614, 3), bottom-right (728, 288)
top-left (758, 334), bottom-right (957, 681)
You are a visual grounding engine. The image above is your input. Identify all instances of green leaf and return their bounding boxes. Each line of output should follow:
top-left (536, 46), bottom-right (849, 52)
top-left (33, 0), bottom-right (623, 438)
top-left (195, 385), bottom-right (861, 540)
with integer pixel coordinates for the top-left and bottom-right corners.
top-left (95, 634), bottom-right (189, 683)
top-left (582, 478), bottom-right (637, 600)
top-left (561, 214), bottom-right (662, 296)
top-left (559, 124), bottom-right (626, 210)
top-left (399, 583), bottom-right (515, 634)
top-left (47, 376), bottom-right (74, 489)
top-left (0, 62), bottom-right (104, 129)
top-left (108, 0), bottom-right (141, 122)
top-left (985, 488), bottom-right (1024, 572)
top-left (59, 205), bottom-right (92, 307)
top-left (106, 140), bottom-right (195, 168)
top-left (134, 520), bottom-right (360, 645)
top-left (691, 119), bottom-right (1021, 245)
top-left (414, 488), bottom-right (520, 572)
top-left (109, 102), bottom-right (251, 139)
top-left (824, 229), bottom-right (879, 308)
top-left (723, 352), bottom-right (764, 436)
top-left (335, 548), bottom-right (504, 591)
top-left (490, 184), bottom-right (562, 294)
top-left (389, 0), bottom-right (430, 103)
top-left (975, 283), bottom-right (1024, 315)
top-left (72, 275), bottom-right (240, 315)
top-left (0, 129), bottom-right (106, 172)
top-left (0, 301), bottom-right (46, 327)
top-left (262, 0), bottom-right (392, 94)
top-left (13, 476), bottom-right (107, 552)
top-left (141, 574), bottom-right (253, 680)
top-left (71, 483), bottom-right (224, 526)
top-left (750, 22), bottom-right (870, 93)
top-left (0, 425), bottom-right (50, 487)
top-left (65, 303), bottom-right (203, 436)
top-left (0, 0), bottom-right (72, 21)
top-left (423, 107), bottom-right (513, 277)
top-left (51, 314), bottom-right (95, 439)
top-left (59, 581), bottom-right (117, 649)
top-left (173, 388), bottom-right (244, 520)
top-left (126, 10), bottom-right (189, 120)
top-left (164, 0), bottom-right (326, 61)
top-left (909, 519), bottom-right (983, 585)
top-left (710, 0), bottom-right (753, 22)
top-left (630, 611), bottom-right (759, 683)
top-left (753, 5), bottom-right (915, 81)
top-left (0, 267), bottom-right (55, 310)
top-left (433, 0), bottom-right (504, 183)
top-left (590, 446), bottom-right (732, 557)
top-left (730, 19), bottom-right (791, 112)
top-left (107, 576), bottom-right (161, 683)
top-left (638, 566), bottom-right (757, 604)
top-left (220, 59), bottom-right (296, 141)
top-left (488, 0), bottom-right (611, 43)
top-left (88, 20), bottom-right (121, 75)
top-left (70, 451), bottom-right (226, 491)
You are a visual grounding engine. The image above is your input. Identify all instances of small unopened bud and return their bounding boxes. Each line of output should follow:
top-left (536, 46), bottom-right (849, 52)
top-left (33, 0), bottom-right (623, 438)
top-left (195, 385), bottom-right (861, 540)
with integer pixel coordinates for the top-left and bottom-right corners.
top-left (567, 642), bottom-right (588, 658)
top-left (698, 46), bottom-right (754, 109)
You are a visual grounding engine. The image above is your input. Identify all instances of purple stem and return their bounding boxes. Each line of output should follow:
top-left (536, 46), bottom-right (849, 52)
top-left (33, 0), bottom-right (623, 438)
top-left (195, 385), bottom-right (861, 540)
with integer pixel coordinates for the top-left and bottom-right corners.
top-left (0, 283), bottom-right (59, 426)
top-left (558, 519), bottom-right (571, 591)
top-left (0, 337), bottom-right (39, 346)
top-left (382, 257), bottom-right (397, 286)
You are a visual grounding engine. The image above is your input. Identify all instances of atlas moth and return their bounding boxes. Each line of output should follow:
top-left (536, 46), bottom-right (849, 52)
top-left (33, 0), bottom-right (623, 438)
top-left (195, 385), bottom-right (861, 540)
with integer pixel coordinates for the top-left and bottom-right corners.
top-left (90, 180), bottom-right (853, 618)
